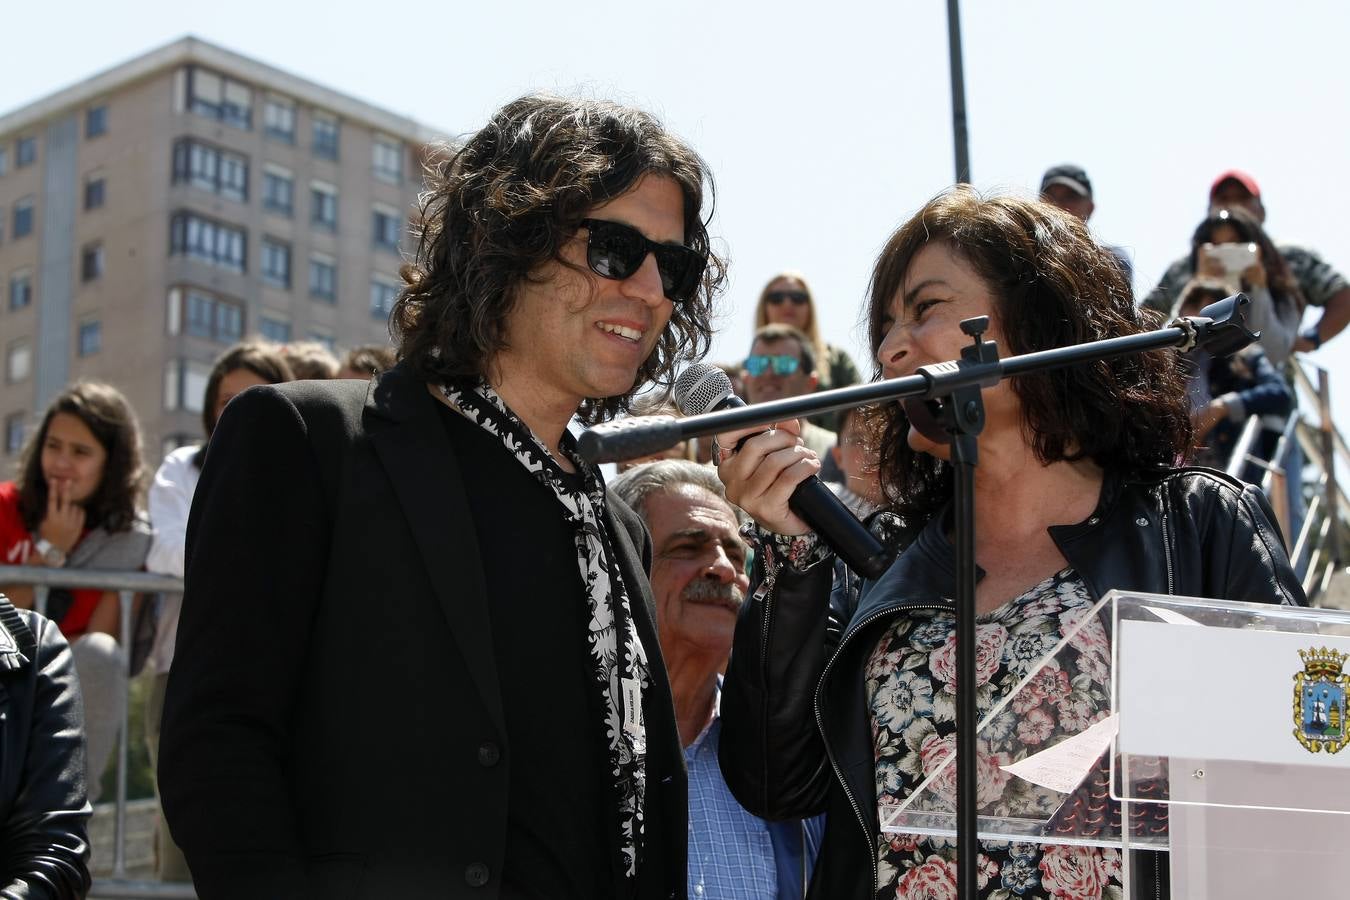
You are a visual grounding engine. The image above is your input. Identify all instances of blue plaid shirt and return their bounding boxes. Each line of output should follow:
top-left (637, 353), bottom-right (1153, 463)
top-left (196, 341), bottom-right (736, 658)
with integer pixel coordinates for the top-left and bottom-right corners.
top-left (686, 708), bottom-right (778, 900)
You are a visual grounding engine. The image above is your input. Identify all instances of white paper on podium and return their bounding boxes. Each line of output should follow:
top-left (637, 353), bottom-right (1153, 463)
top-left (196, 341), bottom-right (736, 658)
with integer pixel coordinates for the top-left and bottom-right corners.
top-left (999, 714), bottom-right (1119, 793)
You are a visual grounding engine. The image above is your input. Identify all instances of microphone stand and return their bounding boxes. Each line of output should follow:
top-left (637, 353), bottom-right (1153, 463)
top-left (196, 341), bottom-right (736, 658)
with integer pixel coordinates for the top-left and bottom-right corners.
top-left (581, 294), bottom-right (1256, 900)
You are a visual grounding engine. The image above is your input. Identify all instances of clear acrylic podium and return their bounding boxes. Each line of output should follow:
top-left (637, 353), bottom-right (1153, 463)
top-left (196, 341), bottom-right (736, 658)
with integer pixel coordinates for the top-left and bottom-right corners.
top-left (880, 590), bottom-right (1350, 897)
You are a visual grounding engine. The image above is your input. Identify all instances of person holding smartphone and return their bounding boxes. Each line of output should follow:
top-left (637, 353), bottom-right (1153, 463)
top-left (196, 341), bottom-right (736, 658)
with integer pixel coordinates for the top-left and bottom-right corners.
top-left (1143, 171), bottom-right (1350, 356)
top-left (1190, 206), bottom-right (1304, 366)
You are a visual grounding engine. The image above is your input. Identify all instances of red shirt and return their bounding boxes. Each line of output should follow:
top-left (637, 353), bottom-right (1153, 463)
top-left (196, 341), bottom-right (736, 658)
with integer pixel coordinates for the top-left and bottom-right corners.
top-left (0, 480), bottom-right (102, 638)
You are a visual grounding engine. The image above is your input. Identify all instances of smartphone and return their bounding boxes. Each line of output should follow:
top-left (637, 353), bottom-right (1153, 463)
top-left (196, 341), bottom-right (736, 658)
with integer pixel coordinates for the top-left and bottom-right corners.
top-left (1203, 242), bottom-right (1259, 274)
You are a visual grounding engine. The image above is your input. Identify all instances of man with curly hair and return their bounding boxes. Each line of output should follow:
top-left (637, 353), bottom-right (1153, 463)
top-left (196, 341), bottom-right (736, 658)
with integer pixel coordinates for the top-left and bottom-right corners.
top-left (160, 94), bottom-right (724, 899)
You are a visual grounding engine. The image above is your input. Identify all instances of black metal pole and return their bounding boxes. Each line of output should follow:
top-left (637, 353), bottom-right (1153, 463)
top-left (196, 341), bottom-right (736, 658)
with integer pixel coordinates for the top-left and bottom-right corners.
top-left (947, 0), bottom-right (971, 183)
top-left (578, 295), bottom-right (1256, 467)
top-left (951, 432), bottom-right (979, 900)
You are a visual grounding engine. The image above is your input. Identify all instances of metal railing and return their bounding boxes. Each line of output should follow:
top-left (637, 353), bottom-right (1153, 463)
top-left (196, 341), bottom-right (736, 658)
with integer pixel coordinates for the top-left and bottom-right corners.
top-left (0, 566), bottom-right (195, 900)
top-left (1214, 358), bottom-right (1350, 604)
top-left (1227, 358), bottom-right (1350, 605)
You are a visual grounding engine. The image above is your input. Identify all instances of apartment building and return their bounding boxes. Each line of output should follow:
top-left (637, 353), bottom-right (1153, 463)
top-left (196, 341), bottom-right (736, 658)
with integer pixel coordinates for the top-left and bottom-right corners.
top-left (0, 36), bottom-right (447, 461)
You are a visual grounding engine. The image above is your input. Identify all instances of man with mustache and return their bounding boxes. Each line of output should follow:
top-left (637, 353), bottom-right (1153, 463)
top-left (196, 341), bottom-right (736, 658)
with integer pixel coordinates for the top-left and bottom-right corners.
top-left (612, 460), bottom-right (823, 900)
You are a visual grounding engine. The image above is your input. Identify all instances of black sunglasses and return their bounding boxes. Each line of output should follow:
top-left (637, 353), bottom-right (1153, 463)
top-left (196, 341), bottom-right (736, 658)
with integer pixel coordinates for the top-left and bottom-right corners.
top-left (766, 290), bottom-right (810, 306)
top-left (580, 218), bottom-right (706, 303)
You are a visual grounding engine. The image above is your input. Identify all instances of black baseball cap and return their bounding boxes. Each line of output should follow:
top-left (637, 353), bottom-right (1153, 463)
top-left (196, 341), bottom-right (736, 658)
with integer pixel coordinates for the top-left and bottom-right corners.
top-left (1040, 164), bottom-right (1092, 199)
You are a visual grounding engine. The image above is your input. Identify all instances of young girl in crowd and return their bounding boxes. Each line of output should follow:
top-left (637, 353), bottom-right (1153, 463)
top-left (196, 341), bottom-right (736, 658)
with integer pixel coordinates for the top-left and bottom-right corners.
top-left (0, 381), bottom-right (151, 801)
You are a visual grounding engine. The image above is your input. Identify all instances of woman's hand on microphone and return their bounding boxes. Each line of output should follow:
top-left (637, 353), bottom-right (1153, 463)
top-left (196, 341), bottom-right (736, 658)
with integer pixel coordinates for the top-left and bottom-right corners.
top-left (714, 419), bottom-right (819, 536)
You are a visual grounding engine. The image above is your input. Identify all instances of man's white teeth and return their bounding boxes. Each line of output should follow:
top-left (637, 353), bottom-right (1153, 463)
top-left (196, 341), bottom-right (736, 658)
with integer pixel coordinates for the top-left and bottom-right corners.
top-left (599, 323), bottom-right (642, 341)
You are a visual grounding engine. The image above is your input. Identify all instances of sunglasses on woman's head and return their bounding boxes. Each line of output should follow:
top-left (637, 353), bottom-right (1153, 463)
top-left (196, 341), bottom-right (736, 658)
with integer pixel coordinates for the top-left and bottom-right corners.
top-left (580, 218), bottom-right (706, 303)
top-left (744, 354), bottom-right (802, 377)
top-left (765, 290), bottom-right (810, 306)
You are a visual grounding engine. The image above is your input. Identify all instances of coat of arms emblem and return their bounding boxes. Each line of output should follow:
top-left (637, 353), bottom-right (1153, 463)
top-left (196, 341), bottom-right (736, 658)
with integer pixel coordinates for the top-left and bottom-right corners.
top-left (1293, 647), bottom-right (1350, 754)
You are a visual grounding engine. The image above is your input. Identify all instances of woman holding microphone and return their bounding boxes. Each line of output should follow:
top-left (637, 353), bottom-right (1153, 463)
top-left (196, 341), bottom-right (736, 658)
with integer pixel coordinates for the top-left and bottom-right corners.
top-left (715, 186), bottom-right (1302, 899)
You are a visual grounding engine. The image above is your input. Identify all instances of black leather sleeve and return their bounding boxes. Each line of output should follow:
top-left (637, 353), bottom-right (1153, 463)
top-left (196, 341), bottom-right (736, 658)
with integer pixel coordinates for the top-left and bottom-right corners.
top-left (0, 610), bottom-right (92, 900)
top-left (1219, 481), bottom-right (1307, 606)
top-left (157, 387), bottom-right (325, 897)
top-left (718, 550), bottom-right (839, 822)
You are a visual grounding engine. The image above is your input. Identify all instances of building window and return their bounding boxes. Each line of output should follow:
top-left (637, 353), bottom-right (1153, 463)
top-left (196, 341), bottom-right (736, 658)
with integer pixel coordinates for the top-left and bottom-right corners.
top-left (6, 341), bottom-right (31, 383)
top-left (308, 254), bottom-right (337, 302)
top-left (259, 315), bottom-right (291, 343)
top-left (16, 137), bottom-right (36, 168)
top-left (262, 167), bottom-right (293, 216)
top-left (310, 182), bottom-right (338, 230)
top-left (182, 288), bottom-right (244, 342)
top-left (84, 176), bottom-right (106, 210)
top-left (4, 414), bottom-right (24, 456)
top-left (170, 212), bottom-right (247, 272)
top-left (186, 66), bottom-right (252, 129)
top-left (9, 271), bottom-right (32, 310)
top-left (172, 139), bottom-right (248, 202)
top-left (165, 359), bottom-right (214, 413)
top-left (261, 237), bottom-right (291, 288)
top-left (13, 198), bottom-right (34, 239)
top-left (78, 320), bottom-right (101, 356)
top-left (85, 105), bottom-right (108, 139)
top-left (307, 329), bottom-right (335, 352)
top-left (372, 207), bottom-right (402, 251)
top-left (0, 147), bottom-right (8, 176)
top-left (311, 112), bottom-right (339, 160)
top-left (263, 97), bottom-right (295, 143)
top-left (370, 277), bottom-right (399, 320)
top-left (372, 136), bottom-right (403, 183)
top-left (81, 244), bottom-right (105, 282)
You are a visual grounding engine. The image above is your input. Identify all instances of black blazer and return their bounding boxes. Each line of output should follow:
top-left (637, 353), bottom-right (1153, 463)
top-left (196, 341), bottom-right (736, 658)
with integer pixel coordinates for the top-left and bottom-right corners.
top-left (158, 364), bottom-right (687, 900)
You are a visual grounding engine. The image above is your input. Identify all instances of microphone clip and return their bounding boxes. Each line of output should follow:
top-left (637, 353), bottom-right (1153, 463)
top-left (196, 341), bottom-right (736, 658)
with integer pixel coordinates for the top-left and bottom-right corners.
top-left (1170, 292), bottom-right (1259, 357)
top-left (902, 315), bottom-right (1003, 455)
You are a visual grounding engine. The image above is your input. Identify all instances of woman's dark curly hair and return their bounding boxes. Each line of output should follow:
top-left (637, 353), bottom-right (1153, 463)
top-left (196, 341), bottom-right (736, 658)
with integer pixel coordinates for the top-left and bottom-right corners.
top-left (391, 93), bottom-right (727, 424)
top-left (1189, 206), bottom-right (1305, 316)
top-left (864, 186), bottom-right (1194, 523)
top-left (16, 381), bottom-right (146, 532)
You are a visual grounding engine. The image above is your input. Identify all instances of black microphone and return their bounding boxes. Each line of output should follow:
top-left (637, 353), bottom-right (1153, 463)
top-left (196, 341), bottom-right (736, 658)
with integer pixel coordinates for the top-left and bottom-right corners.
top-left (673, 364), bottom-right (894, 580)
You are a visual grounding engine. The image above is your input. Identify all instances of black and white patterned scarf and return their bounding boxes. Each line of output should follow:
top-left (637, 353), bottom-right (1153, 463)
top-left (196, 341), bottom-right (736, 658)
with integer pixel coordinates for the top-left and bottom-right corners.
top-left (441, 379), bottom-right (651, 881)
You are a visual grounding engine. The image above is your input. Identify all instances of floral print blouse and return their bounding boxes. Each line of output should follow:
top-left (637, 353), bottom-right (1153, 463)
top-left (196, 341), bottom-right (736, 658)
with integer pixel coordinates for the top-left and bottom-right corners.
top-left (866, 568), bottom-right (1123, 900)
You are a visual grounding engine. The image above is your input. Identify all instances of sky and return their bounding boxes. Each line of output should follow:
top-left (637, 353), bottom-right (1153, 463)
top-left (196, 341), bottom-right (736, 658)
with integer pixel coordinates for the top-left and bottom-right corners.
top-left (5, 0), bottom-right (1350, 429)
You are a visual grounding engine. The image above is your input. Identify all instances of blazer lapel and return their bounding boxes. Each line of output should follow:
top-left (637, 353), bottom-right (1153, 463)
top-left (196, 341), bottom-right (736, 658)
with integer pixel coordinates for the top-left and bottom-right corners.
top-left (366, 367), bottom-right (505, 737)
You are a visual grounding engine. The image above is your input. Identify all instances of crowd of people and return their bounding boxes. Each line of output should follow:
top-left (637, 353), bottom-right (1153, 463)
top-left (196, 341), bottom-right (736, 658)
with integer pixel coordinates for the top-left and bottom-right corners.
top-left (0, 92), bottom-right (1337, 899)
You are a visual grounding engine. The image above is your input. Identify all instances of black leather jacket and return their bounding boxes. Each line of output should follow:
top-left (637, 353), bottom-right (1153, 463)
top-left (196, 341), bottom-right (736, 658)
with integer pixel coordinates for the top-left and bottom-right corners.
top-left (719, 467), bottom-right (1304, 900)
top-left (0, 598), bottom-right (91, 900)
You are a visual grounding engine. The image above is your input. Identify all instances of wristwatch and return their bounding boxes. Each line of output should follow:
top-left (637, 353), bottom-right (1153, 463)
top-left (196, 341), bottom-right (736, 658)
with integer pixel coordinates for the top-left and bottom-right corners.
top-left (34, 538), bottom-right (67, 567)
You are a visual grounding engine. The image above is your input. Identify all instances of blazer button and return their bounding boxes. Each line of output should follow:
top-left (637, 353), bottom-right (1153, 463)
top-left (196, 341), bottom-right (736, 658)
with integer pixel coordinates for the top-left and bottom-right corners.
top-left (477, 741), bottom-right (501, 767)
top-left (465, 862), bottom-right (490, 887)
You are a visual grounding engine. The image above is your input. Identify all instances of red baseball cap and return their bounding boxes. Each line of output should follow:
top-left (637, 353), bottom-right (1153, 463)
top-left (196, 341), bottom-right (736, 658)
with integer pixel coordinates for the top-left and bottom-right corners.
top-left (1209, 169), bottom-right (1261, 200)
